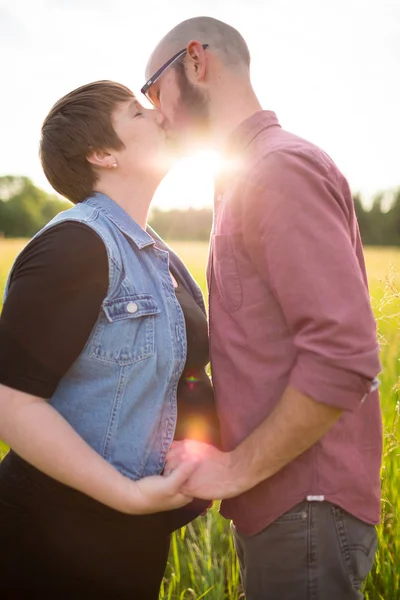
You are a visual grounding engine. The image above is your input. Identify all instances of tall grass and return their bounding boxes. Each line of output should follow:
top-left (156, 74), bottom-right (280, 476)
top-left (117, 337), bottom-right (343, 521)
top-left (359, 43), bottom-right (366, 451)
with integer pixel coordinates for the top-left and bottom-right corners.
top-left (0, 240), bottom-right (29, 460)
top-left (364, 263), bottom-right (400, 599)
top-left (160, 510), bottom-right (243, 600)
top-left (0, 240), bottom-right (399, 598)
top-left (0, 239), bottom-right (28, 304)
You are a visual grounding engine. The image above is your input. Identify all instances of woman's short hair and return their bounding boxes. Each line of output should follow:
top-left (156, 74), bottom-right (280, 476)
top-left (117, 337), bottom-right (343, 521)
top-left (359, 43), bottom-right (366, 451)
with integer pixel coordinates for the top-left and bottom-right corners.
top-left (40, 80), bottom-right (133, 204)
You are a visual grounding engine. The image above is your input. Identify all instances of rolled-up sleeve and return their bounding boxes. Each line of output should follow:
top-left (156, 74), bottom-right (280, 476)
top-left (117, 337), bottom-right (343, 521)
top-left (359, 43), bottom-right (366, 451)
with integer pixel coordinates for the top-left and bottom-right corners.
top-left (243, 149), bottom-right (381, 411)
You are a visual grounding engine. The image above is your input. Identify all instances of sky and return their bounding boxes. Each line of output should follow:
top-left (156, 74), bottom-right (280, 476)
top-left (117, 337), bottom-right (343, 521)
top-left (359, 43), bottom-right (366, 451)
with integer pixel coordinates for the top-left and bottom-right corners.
top-left (0, 0), bottom-right (399, 209)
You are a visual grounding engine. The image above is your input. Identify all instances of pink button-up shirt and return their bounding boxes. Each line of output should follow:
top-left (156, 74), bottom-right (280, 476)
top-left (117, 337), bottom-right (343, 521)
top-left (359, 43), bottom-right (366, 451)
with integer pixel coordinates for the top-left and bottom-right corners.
top-left (208, 111), bottom-right (382, 535)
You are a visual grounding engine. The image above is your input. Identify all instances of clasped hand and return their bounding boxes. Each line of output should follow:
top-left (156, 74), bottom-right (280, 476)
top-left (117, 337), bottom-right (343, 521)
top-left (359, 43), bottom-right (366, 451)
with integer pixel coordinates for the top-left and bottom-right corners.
top-left (165, 439), bottom-right (240, 500)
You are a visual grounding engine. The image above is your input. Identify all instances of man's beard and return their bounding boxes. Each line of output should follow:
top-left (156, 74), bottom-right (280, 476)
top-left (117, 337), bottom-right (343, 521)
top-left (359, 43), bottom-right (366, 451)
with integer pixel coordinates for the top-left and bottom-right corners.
top-left (167, 61), bottom-right (211, 154)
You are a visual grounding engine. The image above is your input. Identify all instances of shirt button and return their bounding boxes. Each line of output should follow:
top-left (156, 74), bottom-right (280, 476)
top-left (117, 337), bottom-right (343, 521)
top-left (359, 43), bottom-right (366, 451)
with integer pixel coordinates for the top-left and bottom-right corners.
top-left (126, 302), bottom-right (138, 314)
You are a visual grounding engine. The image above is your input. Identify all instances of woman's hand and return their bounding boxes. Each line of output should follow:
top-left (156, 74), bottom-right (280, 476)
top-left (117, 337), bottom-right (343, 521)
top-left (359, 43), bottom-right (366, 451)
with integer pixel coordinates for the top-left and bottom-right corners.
top-left (0, 384), bottom-right (198, 515)
top-left (129, 460), bottom-right (199, 514)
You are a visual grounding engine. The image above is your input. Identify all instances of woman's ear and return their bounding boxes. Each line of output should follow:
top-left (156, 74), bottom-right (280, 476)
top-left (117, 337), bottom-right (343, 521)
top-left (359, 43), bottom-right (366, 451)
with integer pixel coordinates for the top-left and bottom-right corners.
top-left (86, 149), bottom-right (117, 170)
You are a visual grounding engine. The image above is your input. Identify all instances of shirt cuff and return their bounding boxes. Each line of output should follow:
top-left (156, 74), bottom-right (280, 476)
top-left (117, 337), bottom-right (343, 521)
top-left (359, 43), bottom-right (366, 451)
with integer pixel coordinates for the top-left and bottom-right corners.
top-left (289, 351), bottom-right (380, 412)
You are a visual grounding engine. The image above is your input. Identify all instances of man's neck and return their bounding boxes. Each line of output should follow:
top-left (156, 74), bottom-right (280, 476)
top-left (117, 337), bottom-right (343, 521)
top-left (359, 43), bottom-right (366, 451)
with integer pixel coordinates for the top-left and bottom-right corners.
top-left (208, 82), bottom-right (263, 150)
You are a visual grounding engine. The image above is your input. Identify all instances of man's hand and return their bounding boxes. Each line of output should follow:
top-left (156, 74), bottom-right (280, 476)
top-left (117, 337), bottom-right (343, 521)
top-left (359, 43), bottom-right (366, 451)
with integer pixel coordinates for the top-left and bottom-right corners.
top-left (166, 385), bottom-right (344, 502)
top-left (165, 440), bottom-right (241, 500)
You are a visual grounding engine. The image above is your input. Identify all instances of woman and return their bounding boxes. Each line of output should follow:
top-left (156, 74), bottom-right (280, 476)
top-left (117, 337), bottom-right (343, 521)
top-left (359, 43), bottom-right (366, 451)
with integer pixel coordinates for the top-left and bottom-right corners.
top-left (0, 81), bottom-right (219, 598)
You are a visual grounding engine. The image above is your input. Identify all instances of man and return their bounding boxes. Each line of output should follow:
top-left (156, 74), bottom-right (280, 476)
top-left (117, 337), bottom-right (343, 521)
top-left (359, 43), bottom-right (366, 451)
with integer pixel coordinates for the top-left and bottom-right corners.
top-left (144, 17), bottom-right (382, 599)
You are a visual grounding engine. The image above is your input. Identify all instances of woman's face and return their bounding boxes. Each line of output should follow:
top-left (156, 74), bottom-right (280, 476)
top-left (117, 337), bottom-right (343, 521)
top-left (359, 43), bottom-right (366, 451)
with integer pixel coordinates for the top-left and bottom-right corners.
top-left (111, 98), bottom-right (172, 180)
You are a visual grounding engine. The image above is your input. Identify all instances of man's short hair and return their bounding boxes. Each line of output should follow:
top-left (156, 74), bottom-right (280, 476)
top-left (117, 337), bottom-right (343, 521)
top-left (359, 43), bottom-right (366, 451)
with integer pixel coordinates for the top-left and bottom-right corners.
top-left (149, 16), bottom-right (251, 75)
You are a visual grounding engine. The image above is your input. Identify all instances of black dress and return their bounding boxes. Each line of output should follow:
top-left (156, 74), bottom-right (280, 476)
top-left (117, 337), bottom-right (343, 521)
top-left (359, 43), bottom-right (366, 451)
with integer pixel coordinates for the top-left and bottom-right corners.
top-left (0, 224), bottom-right (219, 599)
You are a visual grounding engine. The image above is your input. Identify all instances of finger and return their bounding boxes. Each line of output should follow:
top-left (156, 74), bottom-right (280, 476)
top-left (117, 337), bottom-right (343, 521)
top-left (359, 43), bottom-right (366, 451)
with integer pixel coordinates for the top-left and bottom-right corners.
top-left (185, 439), bottom-right (214, 455)
top-left (164, 459), bottom-right (199, 490)
top-left (174, 439), bottom-right (213, 460)
top-left (165, 453), bottom-right (189, 471)
top-left (169, 440), bottom-right (185, 451)
top-left (174, 492), bottom-right (195, 507)
top-left (164, 457), bottom-right (181, 473)
top-left (179, 484), bottom-right (193, 496)
top-left (165, 451), bottom-right (189, 467)
top-left (166, 445), bottom-right (188, 460)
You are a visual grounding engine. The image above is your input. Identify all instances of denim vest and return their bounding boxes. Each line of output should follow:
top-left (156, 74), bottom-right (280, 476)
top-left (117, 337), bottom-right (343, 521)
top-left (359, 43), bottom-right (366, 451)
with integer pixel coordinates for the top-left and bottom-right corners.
top-left (4, 193), bottom-right (206, 480)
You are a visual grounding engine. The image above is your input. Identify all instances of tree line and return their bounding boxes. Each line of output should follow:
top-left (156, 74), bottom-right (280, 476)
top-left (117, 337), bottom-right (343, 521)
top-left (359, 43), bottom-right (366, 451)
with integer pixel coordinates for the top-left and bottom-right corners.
top-left (0, 176), bottom-right (399, 245)
top-left (0, 176), bottom-right (71, 238)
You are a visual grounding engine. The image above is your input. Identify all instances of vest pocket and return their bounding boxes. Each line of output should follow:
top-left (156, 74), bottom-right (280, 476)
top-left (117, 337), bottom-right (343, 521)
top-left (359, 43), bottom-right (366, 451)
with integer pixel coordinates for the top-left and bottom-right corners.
top-left (89, 294), bottom-right (160, 365)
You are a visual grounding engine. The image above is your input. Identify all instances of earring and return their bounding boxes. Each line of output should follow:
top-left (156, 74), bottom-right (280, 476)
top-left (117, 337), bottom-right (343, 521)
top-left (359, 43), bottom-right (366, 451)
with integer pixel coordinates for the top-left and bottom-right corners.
top-left (112, 162), bottom-right (118, 169)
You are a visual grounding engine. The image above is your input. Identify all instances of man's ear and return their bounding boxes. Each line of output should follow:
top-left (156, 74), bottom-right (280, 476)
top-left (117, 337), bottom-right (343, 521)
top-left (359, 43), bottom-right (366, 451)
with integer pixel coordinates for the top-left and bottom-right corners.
top-left (186, 40), bottom-right (207, 82)
top-left (86, 148), bottom-right (116, 169)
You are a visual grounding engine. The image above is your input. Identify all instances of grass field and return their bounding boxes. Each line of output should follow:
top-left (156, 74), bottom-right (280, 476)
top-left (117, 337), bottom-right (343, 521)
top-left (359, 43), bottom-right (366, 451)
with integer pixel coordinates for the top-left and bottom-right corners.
top-left (0, 238), bottom-right (399, 599)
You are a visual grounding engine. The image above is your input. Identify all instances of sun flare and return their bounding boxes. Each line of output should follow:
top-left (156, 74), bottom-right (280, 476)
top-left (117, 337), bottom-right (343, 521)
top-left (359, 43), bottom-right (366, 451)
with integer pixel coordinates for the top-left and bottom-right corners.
top-left (153, 150), bottom-right (223, 210)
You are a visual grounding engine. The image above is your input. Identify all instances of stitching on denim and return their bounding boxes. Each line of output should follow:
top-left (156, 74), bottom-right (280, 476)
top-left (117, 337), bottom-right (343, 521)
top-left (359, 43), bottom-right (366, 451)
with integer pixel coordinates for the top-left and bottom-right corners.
top-left (349, 540), bottom-right (377, 556)
top-left (332, 506), bottom-right (358, 588)
top-left (102, 366), bottom-right (125, 459)
top-left (275, 511), bottom-right (309, 523)
top-left (89, 313), bottom-right (155, 365)
top-left (308, 502), bottom-right (318, 600)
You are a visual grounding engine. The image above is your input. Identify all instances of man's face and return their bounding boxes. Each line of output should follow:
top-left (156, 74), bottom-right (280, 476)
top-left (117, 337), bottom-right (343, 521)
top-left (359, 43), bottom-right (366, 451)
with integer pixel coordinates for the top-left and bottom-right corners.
top-left (145, 57), bottom-right (211, 154)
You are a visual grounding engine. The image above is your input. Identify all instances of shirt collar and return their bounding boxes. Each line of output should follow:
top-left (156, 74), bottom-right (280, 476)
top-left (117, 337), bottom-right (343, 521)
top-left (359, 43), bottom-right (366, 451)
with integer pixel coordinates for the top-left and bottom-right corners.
top-left (226, 110), bottom-right (281, 155)
top-left (84, 192), bottom-right (155, 250)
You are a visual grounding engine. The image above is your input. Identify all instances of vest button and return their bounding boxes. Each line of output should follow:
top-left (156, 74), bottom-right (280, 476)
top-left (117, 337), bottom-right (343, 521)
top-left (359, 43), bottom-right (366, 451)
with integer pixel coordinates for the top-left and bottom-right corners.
top-left (126, 301), bottom-right (138, 314)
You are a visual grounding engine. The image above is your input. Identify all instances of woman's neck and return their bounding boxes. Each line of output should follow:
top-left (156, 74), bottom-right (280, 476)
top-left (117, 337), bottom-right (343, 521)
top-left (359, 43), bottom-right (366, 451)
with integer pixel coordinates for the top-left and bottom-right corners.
top-left (93, 175), bottom-right (160, 229)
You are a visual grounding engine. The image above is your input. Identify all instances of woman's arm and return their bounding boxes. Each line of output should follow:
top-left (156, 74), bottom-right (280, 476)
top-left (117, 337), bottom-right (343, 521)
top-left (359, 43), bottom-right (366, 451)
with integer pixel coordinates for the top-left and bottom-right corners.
top-left (0, 382), bottom-right (196, 514)
top-left (0, 225), bottom-right (196, 512)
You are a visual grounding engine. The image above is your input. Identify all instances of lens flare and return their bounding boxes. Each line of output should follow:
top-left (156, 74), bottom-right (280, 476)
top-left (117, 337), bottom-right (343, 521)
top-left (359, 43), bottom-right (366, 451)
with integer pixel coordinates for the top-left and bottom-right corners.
top-left (153, 149), bottom-right (228, 210)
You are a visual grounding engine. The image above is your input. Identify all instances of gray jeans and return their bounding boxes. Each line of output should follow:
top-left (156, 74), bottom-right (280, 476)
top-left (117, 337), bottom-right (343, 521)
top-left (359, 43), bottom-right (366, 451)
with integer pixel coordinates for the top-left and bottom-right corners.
top-left (232, 501), bottom-right (378, 600)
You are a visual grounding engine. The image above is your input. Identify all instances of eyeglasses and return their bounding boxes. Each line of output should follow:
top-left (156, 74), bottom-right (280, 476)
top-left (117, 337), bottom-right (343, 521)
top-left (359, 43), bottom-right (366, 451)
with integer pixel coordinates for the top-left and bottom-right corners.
top-left (141, 44), bottom-right (209, 108)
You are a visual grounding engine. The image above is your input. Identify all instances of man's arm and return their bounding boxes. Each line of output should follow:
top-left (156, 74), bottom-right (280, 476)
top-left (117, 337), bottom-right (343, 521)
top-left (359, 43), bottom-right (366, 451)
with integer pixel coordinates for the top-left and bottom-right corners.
top-left (166, 385), bottom-right (341, 498)
top-left (167, 148), bottom-right (380, 499)
top-left (231, 385), bottom-right (342, 491)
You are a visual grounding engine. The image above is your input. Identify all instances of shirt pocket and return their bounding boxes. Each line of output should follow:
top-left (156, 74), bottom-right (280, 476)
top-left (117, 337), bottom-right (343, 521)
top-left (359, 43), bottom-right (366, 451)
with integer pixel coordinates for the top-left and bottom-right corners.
top-left (212, 234), bottom-right (243, 313)
top-left (89, 294), bottom-right (160, 365)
